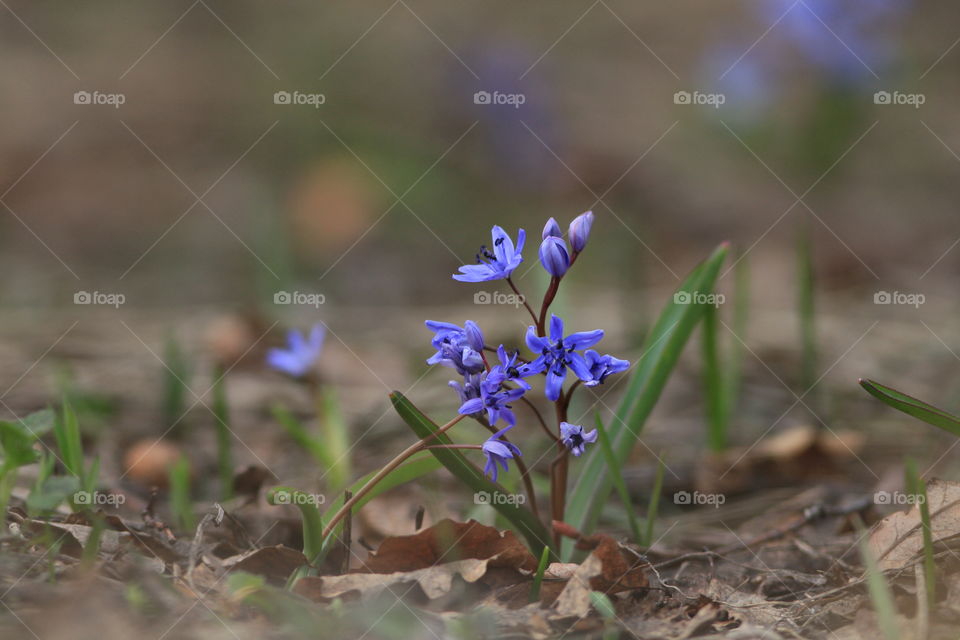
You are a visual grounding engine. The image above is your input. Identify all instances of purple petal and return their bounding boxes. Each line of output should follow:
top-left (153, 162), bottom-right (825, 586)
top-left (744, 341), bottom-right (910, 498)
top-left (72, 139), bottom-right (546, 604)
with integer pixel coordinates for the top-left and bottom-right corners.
top-left (459, 398), bottom-right (484, 415)
top-left (545, 368), bottom-right (565, 401)
top-left (526, 326), bottom-right (548, 353)
top-left (549, 315), bottom-right (564, 342)
top-left (564, 329), bottom-right (604, 350)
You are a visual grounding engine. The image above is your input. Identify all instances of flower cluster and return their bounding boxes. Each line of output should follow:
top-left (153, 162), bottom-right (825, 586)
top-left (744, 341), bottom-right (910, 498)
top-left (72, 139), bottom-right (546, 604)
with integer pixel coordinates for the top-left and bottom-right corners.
top-left (426, 211), bottom-right (629, 481)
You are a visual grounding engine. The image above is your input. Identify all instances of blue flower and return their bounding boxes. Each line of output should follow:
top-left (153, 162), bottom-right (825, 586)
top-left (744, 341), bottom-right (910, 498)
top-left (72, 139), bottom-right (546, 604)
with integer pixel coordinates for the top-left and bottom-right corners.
top-left (453, 226), bottom-right (525, 282)
top-left (490, 344), bottom-right (542, 390)
top-left (582, 349), bottom-right (630, 387)
top-left (539, 236), bottom-right (570, 278)
top-left (267, 324), bottom-right (325, 378)
top-left (542, 217), bottom-right (562, 239)
top-left (568, 211), bottom-right (594, 253)
top-left (481, 424), bottom-right (522, 482)
top-left (458, 369), bottom-right (526, 427)
top-left (526, 314), bottom-right (604, 401)
top-left (560, 422), bottom-right (597, 457)
top-left (425, 320), bottom-right (485, 375)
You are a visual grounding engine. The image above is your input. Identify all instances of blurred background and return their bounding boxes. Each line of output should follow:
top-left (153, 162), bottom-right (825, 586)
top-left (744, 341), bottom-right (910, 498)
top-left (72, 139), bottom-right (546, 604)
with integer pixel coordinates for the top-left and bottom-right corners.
top-left (2, 0), bottom-right (960, 492)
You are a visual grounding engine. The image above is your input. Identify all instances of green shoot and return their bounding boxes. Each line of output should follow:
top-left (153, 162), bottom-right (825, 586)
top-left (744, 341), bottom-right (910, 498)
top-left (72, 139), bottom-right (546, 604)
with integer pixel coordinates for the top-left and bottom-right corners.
top-left (273, 404), bottom-right (330, 468)
top-left (162, 333), bottom-right (192, 426)
top-left (701, 302), bottom-right (725, 452)
top-left (593, 413), bottom-right (641, 543)
top-left (267, 487), bottom-right (324, 565)
top-left (858, 522), bottom-right (900, 640)
top-left (0, 410), bottom-right (52, 516)
top-left (54, 400), bottom-right (84, 479)
top-left (643, 456), bottom-right (665, 548)
top-left (905, 459), bottom-right (935, 607)
top-left (80, 513), bottom-right (105, 570)
top-left (588, 591), bottom-right (619, 640)
top-left (860, 379), bottom-right (960, 437)
top-left (212, 367), bottom-right (233, 501)
top-left (169, 456), bottom-right (195, 532)
top-left (529, 545), bottom-right (551, 603)
top-left (317, 387), bottom-right (351, 492)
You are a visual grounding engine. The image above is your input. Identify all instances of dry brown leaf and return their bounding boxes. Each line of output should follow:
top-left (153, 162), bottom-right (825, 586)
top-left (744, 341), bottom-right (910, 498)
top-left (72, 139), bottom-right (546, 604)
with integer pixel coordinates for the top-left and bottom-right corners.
top-left (868, 477), bottom-right (960, 571)
top-left (221, 545), bottom-right (307, 584)
top-left (552, 551), bottom-right (602, 618)
top-left (358, 518), bottom-right (537, 573)
top-left (294, 557), bottom-right (491, 601)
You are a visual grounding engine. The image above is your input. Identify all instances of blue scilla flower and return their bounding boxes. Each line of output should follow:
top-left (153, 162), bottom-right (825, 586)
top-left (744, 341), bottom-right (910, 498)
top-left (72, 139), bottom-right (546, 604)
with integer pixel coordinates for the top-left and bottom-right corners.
top-left (482, 424), bottom-right (522, 482)
top-left (490, 344), bottom-right (542, 390)
top-left (560, 422), bottom-right (597, 457)
top-left (453, 226), bottom-right (525, 282)
top-left (458, 368), bottom-right (526, 427)
top-left (582, 350), bottom-right (630, 387)
top-left (526, 314), bottom-right (604, 402)
top-left (568, 211), bottom-right (594, 253)
top-left (425, 320), bottom-right (485, 375)
top-left (449, 372), bottom-right (483, 405)
top-left (267, 324), bottom-right (325, 378)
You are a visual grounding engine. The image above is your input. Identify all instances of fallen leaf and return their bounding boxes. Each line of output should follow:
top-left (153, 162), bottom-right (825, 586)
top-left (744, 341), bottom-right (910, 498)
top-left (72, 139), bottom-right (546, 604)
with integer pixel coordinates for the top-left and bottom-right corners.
top-left (358, 518), bottom-right (537, 573)
top-left (868, 477), bottom-right (960, 571)
top-left (221, 545), bottom-right (307, 585)
top-left (294, 557), bottom-right (491, 601)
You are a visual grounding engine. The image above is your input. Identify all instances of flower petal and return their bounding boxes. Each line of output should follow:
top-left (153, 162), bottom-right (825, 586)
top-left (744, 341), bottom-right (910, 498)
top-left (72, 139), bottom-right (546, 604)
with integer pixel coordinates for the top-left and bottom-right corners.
top-left (549, 314), bottom-right (564, 342)
top-left (564, 329), bottom-right (604, 350)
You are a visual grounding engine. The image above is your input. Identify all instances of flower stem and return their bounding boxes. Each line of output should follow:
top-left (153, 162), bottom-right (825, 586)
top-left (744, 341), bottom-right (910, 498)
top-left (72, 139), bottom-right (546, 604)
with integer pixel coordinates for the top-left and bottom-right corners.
top-left (507, 277), bottom-right (539, 326)
top-left (519, 396), bottom-right (559, 444)
top-left (321, 414), bottom-right (465, 539)
top-left (537, 277), bottom-right (561, 335)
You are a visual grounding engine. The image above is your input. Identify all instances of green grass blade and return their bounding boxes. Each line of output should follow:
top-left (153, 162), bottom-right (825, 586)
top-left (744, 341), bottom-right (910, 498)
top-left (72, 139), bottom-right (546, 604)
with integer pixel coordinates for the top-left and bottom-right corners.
top-left (54, 400), bottom-right (84, 478)
top-left (859, 531), bottom-right (900, 640)
top-left (565, 244), bottom-right (728, 556)
top-left (318, 387), bottom-right (351, 491)
top-left (169, 456), bottom-right (195, 532)
top-left (390, 392), bottom-right (552, 558)
top-left (162, 334), bottom-right (191, 426)
top-left (643, 456), bottom-right (665, 548)
top-left (272, 404), bottom-right (330, 468)
top-left (529, 545), bottom-right (551, 603)
top-left (593, 413), bottom-right (641, 543)
top-left (701, 303), bottom-right (725, 452)
top-left (859, 379), bottom-right (960, 437)
top-left (267, 487), bottom-right (324, 562)
top-left (905, 459), bottom-right (936, 606)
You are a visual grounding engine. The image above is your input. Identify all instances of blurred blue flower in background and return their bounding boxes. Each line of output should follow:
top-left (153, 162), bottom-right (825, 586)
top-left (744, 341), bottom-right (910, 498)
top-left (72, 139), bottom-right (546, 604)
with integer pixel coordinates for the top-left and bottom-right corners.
top-left (267, 324), bottom-right (325, 378)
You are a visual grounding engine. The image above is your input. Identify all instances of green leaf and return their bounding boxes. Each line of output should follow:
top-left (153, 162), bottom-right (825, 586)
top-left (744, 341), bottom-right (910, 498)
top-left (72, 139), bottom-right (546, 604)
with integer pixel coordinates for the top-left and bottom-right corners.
top-left (20, 409), bottom-right (55, 437)
top-left (390, 392), bottom-right (552, 558)
top-left (565, 244), bottom-right (728, 558)
top-left (0, 421), bottom-right (41, 468)
top-left (859, 379), bottom-right (960, 437)
top-left (27, 475), bottom-right (80, 515)
top-left (54, 401), bottom-right (84, 477)
top-left (593, 413), bottom-right (640, 544)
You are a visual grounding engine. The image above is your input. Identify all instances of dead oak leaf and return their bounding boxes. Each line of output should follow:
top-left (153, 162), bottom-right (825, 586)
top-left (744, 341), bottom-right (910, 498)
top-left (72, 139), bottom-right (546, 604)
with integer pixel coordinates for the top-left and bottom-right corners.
top-left (868, 478), bottom-right (960, 571)
top-left (357, 518), bottom-right (538, 573)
